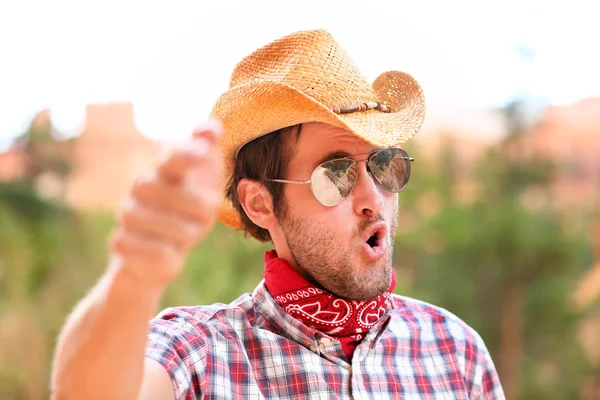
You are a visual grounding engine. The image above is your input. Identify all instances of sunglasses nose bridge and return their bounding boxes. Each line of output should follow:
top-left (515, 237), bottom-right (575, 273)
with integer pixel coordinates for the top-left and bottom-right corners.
top-left (345, 158), bottom-right (386, 217)
top-left (353, 159), bottom-right (382, 193)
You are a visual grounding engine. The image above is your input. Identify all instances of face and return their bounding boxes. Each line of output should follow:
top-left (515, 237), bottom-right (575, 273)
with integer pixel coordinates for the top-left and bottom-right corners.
top-left (271, 122), bottom-right (399, 300)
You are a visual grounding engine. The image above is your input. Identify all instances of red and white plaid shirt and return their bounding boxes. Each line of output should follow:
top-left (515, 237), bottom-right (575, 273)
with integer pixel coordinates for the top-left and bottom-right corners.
top-left (146, 281), bottom-right (504, 399)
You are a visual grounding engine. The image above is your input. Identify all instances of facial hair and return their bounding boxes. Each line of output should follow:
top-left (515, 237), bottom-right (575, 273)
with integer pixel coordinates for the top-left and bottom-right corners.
top-left (277, 202), bottom-right (398, 300)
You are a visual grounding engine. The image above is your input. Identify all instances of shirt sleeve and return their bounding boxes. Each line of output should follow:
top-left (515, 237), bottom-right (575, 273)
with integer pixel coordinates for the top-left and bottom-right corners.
top-left (145, 307), bottom-right (208, 400)
top-left (480, 348), bottom-right (505, 400)
top-left (470, 334), bottom-right (505, 400)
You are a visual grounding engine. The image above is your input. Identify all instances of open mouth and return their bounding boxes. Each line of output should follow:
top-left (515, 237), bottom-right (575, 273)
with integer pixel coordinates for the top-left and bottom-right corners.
top-left (367, 232), bottom-right (378, 248)
top-left (362, 222), bottom-right (387, 249)
top-left (361, 223), bottom-right (388, 261)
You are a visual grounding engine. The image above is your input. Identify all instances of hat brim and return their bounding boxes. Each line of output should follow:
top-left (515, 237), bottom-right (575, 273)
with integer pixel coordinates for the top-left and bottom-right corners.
top-left (210, 70), bottom-right (425, 229)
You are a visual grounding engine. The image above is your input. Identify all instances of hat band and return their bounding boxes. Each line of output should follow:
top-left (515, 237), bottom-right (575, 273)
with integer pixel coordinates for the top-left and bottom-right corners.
top-left (332, 101), bottom-right (391, 115)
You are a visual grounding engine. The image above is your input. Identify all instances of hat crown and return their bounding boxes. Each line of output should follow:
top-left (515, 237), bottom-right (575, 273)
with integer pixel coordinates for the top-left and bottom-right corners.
top-left (229, 30), bottom-right (377, 109)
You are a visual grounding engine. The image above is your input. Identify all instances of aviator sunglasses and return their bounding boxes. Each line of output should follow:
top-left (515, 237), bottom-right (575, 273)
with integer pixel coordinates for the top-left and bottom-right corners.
top-left (268, 148), bottom-right (414, 206)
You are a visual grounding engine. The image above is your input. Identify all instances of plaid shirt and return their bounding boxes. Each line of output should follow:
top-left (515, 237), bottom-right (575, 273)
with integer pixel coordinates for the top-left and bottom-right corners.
top-left (146, 281), bottom-right (504, 399)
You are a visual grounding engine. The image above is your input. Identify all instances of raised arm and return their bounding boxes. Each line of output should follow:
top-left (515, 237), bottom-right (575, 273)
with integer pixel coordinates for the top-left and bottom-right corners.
top-left (50, 120), bottom-right (224, 400)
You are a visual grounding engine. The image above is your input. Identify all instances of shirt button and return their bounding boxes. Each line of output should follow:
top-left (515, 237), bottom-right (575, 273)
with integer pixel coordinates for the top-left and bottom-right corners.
top-left (318, 338), bottom-right (333, 352)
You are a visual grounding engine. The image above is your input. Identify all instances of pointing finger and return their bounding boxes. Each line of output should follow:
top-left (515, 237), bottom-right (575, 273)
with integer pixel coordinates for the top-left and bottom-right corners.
top-left (192, 119), bottom-right (224, 143)
top-left (156, 120), bottom-right (223, 183)
top-left (156, 141), bottom-right (210, 183)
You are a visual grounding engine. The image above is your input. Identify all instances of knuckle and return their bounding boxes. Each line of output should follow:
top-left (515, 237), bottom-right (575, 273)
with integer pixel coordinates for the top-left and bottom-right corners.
top-left (118, 197), bottom-right (132, 214)
top-left (202, 189), bottom-right (222, 211)
top-left (190, 202), bottom-right (215, 224)
top-left (192, 196), bottom-right (212, 218)
top-left (160, 146), bottom-right (192, 171)
top-left (158, 146), bottom-right (178, 164)
top-left (154, 245), bottom-right (178, 267)
top-left (181, 224), bottom-right (202, 248)
top-left (132, 174), bottom-right (155, 198)
top-left (119, 201), bottom-right (138, 227)
top-left (109, 229), bottom-right (127, 253)
top-left (199, 187), bottom-right (219, 205)
top-left (120, 210), bottom-right (137, 230)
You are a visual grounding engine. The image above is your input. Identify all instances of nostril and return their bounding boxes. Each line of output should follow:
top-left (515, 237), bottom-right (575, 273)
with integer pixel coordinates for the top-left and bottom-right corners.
top-left (362, 208), bottom-right (375, 217)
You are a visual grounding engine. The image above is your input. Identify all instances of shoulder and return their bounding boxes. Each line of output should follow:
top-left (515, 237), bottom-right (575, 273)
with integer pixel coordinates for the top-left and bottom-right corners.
top-left (387, 295), bottom-right (504, 397)
top-left (144, 293), bottom-right (258, 397)
top-left (148, 292), bottom-right (258, 345)
top-left (145, 293), bottom-right (255, 372)
top-left (388, 294), bottom-right (487, 348)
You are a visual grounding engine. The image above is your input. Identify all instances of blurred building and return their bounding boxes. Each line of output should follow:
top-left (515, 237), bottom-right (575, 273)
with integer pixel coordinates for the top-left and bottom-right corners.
top-left (521, 98), bottom-right (600, 210)
top-left (0, 103), bottom-right (161, 210)
top-left (64, 103), bottom-right (160, 210)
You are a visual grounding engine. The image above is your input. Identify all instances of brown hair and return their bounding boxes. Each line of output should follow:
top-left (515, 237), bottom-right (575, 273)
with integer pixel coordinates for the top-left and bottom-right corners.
top-left (225, 125), bottom-right (302, 242)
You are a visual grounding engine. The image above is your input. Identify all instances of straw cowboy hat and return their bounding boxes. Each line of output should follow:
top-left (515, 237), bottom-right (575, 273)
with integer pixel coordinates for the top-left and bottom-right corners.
top-left (210, 29), bottom-right (426, 229)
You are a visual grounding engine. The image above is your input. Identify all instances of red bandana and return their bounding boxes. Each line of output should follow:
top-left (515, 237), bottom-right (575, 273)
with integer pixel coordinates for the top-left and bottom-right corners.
top-left (264, 250), bottom-right (396, 359)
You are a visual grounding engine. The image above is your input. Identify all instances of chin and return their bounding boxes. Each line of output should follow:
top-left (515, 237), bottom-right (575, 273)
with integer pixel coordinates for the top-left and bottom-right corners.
top-left (345, 267), bottom-right (391, 300)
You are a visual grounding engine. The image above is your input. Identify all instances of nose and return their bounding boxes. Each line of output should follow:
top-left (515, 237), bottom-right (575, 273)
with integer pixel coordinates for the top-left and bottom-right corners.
top-left (351, 161), bottom-right (384, 217)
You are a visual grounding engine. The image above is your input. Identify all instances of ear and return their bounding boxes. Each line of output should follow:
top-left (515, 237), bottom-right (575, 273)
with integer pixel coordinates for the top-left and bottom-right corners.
top-left (237, 179), bottom-right (277, 229)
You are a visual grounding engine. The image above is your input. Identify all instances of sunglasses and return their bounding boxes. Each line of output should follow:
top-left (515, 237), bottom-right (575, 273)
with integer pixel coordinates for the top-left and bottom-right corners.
top-left (268, 148), bottom-right (414, 206)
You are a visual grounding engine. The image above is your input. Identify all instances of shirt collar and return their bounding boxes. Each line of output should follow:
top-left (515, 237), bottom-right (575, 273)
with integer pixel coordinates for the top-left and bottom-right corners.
top-left (252, 280), bottom-right (321, 351)
top-left (251, 279), bottom-right (395, 360)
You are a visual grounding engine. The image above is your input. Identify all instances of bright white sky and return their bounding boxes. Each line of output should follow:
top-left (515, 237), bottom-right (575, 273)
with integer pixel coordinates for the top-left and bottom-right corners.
top-left (0, 0), bottom-right (598, 144)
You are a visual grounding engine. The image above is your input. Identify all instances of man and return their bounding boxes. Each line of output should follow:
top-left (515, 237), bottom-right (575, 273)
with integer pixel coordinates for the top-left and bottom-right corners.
top-left (51, 29), bottom-right (505, 399)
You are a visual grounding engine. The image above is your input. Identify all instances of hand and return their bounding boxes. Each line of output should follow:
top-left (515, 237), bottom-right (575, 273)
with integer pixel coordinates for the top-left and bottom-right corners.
top-left (109, 119), bottom-right (224, 289)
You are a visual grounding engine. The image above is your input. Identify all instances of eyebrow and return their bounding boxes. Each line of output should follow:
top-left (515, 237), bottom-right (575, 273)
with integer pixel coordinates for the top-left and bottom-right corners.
top-left (312, 147), bottom-right (384, 169)
top-left (314, 151), bottom-right (352, 167)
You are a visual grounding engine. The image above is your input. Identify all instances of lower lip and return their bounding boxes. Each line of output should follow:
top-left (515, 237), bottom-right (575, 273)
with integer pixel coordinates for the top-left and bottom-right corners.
top-left (362, 240), bottom-right (387, 261)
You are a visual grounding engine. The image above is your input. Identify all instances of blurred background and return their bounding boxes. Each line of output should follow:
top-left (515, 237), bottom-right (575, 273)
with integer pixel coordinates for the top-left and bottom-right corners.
top-left (0, 0), bottom-right (599, 398)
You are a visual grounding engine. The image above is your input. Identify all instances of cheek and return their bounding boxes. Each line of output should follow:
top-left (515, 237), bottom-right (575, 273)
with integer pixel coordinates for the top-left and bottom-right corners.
top-left (385, 195), bottom-right (399, 229)
top-left (283, 184), bottom-right (319, 212)
top-left (318, 202), bottom-right (358, 238)
top-left (290, 195), bottom-right (355, 233)
top-left (384, 192), bottom-right (399, 209)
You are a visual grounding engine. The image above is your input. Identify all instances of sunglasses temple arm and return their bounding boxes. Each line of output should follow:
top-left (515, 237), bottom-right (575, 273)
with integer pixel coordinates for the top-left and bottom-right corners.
top-left (268, 179), bottom-right (312, 185)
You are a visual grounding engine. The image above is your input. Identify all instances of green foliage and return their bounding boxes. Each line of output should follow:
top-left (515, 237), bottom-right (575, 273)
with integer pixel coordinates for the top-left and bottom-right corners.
top-left (0, 185), bottom-right (93, 399)
top-left (0, 181), bottom-right (68, 221)
top-left (163, 224), bottom-right (270, 307)
top-left (15, 114), bottom-right (72, 181)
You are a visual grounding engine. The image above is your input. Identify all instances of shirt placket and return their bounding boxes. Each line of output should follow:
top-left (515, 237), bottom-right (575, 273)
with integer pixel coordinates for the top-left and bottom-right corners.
top-left (350, 315), bottom-right (392, 399)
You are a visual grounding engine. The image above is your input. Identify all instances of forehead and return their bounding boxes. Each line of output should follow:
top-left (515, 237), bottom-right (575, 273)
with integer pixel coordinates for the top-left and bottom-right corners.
top-left (293, 122), bottom-right (377, 158)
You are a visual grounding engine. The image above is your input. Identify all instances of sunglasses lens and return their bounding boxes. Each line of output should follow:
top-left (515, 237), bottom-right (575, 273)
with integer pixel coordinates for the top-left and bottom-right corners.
top-left (311, 159), bottom-right (357, 206)
top-left (368, 148), bottom-right (411, 192)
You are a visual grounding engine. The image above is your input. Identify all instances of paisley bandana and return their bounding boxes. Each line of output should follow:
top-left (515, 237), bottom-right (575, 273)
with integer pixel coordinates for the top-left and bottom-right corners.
top-left (264, 250), bottom-right (396, 359)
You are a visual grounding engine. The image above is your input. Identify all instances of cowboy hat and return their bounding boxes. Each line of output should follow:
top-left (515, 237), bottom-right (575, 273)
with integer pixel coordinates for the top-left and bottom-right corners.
top-left (210, 29), bottom-right (426, 229)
